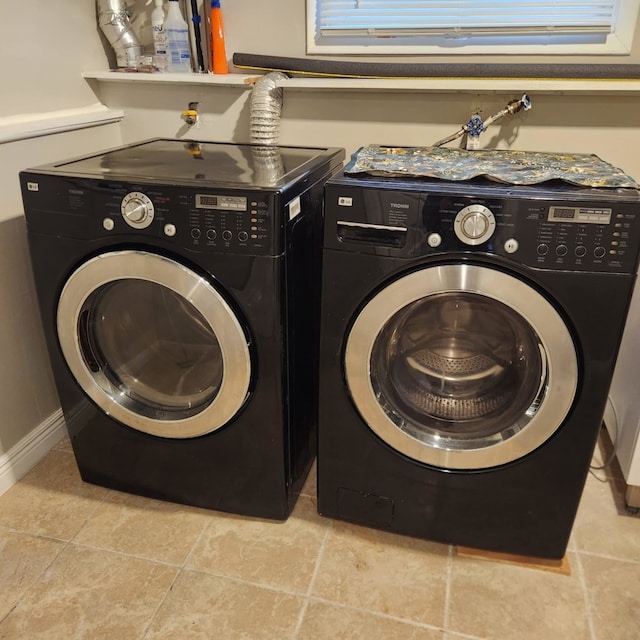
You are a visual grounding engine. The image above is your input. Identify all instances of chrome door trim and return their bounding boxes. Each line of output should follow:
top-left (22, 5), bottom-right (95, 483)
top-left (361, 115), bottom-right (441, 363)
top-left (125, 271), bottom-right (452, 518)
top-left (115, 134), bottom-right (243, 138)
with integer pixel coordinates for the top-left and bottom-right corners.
top-left (345, 263), bottom-right (579, 469)
top-left (57, 250), bottom-right (251, 438)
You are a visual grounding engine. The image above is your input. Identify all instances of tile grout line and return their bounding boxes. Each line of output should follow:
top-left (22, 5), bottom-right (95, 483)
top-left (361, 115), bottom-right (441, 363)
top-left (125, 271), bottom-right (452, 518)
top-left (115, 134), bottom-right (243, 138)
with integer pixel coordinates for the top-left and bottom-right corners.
top-left (443, 544), bottom-right (454, 633)
top-left (291, 520), bottom-right (332, 639)
top-left (574, 551), bottom-right (598, 640)
top-left (140, 509), bottom-right (216, 639)
top-left (0, 533), bottom-right (70, 628)
top-left (300, 594), bottom-right (453, 635)
top-left (67, 489), bottom-right (112, 545)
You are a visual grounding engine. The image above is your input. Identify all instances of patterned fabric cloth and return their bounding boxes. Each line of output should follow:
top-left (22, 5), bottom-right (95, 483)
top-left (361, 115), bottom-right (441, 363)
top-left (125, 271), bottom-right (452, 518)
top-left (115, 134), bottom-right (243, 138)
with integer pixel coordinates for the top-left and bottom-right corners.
top-left (345, 146), bottom-right (640, 189)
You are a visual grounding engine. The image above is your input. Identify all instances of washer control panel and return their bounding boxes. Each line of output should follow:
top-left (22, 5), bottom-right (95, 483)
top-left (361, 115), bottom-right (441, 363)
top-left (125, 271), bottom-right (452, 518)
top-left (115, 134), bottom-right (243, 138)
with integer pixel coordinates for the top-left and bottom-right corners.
top-left (421, 191), bottom-right (640, 273)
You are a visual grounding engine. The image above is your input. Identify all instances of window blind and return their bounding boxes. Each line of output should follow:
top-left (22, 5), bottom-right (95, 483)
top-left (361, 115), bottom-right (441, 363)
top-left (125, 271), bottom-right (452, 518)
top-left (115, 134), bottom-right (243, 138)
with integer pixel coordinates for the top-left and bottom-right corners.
top-left (316, 1), bottom-right (619, 38)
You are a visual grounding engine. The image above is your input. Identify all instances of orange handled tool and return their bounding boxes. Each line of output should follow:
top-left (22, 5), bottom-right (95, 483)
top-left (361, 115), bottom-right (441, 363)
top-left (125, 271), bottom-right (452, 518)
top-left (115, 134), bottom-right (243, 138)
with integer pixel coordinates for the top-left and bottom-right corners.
top-left (210, 0), bottom-right (229, 74)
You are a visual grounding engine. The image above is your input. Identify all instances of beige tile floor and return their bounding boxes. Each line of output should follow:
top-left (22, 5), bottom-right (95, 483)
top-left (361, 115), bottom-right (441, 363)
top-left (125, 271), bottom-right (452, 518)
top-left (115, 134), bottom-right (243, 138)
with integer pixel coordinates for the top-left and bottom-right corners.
top-left (0, 429), bottom-right (639, 640)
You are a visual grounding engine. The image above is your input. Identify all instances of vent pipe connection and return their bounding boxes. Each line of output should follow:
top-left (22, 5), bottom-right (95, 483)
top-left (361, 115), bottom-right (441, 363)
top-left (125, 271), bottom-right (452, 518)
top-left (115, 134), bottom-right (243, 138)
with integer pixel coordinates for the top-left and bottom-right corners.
top-left (249, 72), bottom-right (288, 145)
top-left (97, 0), bottom-right (142, 69)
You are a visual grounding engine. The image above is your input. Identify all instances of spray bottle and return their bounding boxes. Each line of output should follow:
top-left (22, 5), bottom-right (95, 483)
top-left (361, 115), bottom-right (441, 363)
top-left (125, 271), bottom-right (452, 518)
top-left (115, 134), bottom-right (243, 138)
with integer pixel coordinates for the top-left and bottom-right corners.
top-left (151, 0), bottom-right (168, 71)
top-left (165, 0), bottom-right (192, 72)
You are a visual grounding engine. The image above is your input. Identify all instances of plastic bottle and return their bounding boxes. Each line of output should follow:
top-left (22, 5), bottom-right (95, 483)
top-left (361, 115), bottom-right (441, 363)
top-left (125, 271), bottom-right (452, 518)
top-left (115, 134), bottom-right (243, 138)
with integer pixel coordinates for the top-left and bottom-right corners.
top-left (151, 0), bottom-right (168, 71)
top-left (210, 0), bottom-right (228, 74)
top-left (164, 0), bottom-right (192, 73)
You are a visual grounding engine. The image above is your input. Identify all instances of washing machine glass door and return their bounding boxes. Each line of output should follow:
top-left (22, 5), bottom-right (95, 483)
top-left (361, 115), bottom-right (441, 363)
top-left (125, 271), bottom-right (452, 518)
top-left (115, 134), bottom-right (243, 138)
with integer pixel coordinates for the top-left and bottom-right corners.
top-left (57, 250), bottom-right (251, 438)
top-left (345, 263), bottom-right (579, 469)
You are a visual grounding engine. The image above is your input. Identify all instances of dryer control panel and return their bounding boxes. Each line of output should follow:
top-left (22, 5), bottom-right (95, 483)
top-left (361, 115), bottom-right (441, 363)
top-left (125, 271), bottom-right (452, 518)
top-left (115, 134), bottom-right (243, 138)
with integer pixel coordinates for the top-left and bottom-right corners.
top-left (20, 175), bottom-right (279, 257)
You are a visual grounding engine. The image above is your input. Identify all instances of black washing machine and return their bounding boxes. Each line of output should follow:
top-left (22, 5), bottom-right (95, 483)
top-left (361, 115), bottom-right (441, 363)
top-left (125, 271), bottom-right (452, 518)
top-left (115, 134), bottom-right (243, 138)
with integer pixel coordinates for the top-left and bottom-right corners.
top-left (317, 171), bottom-right (640, 558)
top-left (20, 138), bottom-right (344, 519)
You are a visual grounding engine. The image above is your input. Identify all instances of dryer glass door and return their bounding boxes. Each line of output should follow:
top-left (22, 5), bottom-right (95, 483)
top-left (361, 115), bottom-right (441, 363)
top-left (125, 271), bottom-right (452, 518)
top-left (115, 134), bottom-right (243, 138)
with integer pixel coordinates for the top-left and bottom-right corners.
top-left (57, 250), bottom-right (252, 438)
top-left (345, 263), bottom-right (579, 469)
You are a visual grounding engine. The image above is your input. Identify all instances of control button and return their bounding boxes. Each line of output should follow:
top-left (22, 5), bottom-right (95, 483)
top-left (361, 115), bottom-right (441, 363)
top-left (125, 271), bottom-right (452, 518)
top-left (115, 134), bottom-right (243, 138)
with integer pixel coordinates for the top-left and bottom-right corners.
top-left (594, 246), bottom-right (606, 258)
top-left (504, 238), bottom-right (519, 254)
top-left (238, 231), bottom-right (249, 242)
top-left (536, 243), bottom-right (549, 256)
top-left (427, 233), bottom-right (442, 248)
top-left (575, 245), bottom-right (587, 258)
top-left (613, 232), bottom-right (621, 237)
top-left (611, 241), bottom-right (619, 246)
top-left (191, 228), bottom-right (201, 239)
top-left (103, 218), bottom-right (115, 231)
top-left (164, 223), bottom-right (176, 237)
top-left (206, 229), bottom-right (217, 240)
top-left (453, 204), bottom-right (496, 246)
top-left (556, 245), bottom-right (568, 257)
top-left (222, 230), bottom-right (233, 241)
top-left (121, 191), bottom-right (154, 229)
top-left (610, 250), bottom-right (618, 255)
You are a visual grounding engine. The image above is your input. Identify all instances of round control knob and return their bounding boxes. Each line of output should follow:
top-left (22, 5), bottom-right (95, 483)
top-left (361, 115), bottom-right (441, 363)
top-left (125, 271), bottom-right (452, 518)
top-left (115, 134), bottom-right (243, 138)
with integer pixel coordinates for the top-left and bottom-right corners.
top-left (427, 233), bottom-right (442, 248)
top-left (103, 218), bottom-right (115, 231)
top-left (556, 245), bottom-right (568, 257)
top-left (575, 245), bottom-right (587, 258)
top-left (238, 231), bottom-right (249, 242)
top-left (222, 230), bottom-right (233, 241)
top-left (537, 243), bottom-right (549, 256)
top-left (504, 238), bottom-right (519, 254)
top-left (594, 246), bottom-right (606, 259)
top-left (121, 192), bottom-right (154, 229)
top-left (207, 229), bottom-right (217, 240)
top-left (454, 204), bottom-right (496, 246)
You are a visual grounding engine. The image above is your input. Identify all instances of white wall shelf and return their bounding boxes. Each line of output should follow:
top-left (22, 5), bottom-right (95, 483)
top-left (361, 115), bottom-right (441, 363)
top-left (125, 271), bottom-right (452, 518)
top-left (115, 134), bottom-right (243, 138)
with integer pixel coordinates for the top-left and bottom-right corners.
top-left (83, 70), bottom-right (640, 95)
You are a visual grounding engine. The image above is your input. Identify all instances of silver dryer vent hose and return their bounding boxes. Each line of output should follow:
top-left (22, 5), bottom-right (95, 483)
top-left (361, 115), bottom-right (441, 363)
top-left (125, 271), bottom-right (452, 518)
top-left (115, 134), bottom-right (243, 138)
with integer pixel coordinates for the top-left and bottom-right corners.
top-left (249, 72), bottom-right (288, 145)
top-left (97, 0), bottom-right (142, 69)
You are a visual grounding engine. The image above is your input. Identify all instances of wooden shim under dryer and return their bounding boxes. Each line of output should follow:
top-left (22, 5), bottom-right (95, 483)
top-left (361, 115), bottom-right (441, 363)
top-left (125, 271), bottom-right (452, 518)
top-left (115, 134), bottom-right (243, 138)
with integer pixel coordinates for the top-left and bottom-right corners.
top-left (456, 546), bottom-right (571, 575)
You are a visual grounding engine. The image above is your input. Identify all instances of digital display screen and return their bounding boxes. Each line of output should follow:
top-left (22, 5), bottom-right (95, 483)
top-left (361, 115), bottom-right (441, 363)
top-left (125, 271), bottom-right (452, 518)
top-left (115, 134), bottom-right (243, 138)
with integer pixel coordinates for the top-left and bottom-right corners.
top-left (196, 194), bottom-right (247, 211)
top-left (551, 208), bottom-right (575, 219)
top-left (549, 206), bottom-right (612, 225)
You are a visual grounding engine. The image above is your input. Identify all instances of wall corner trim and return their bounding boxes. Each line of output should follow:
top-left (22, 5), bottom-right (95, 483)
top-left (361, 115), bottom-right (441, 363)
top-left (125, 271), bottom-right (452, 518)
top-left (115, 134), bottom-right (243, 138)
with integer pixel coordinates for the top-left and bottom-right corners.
top-left (0, 409), bottom-right (67, 497)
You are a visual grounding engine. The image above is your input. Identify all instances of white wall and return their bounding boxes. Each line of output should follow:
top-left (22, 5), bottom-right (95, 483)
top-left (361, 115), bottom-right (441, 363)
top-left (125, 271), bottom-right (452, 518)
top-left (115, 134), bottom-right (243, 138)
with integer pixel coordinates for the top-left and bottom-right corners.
top-left (0, 1), bottom-right (109, 117)
top-left (95, 83), bottom-right (640, 182)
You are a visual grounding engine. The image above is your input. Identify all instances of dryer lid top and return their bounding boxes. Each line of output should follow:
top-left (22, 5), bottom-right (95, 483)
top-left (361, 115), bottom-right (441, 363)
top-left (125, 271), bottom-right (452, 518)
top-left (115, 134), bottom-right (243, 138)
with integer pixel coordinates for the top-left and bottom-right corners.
top-left (32, 139), bottom-right (344, 188)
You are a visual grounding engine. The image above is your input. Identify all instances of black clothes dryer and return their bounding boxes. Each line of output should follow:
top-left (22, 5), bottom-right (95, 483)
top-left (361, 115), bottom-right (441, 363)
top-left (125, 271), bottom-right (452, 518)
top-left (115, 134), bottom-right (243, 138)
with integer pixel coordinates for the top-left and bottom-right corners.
top-left (317, 171), bottom-right (640, 559)
top-left (21, 138), bottom-right (344, 519)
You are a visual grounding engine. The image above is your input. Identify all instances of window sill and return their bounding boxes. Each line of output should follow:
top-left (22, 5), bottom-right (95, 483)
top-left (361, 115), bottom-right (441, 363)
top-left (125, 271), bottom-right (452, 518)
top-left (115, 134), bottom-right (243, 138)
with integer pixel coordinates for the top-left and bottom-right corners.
top-left (82, 70), bottom-right (640, 95)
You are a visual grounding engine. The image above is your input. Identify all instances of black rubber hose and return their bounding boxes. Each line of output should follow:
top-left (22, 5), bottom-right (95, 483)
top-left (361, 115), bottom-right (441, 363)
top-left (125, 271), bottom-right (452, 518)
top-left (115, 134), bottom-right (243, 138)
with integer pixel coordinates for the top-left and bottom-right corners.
top-left (232, 52), bottom-right (640, 79)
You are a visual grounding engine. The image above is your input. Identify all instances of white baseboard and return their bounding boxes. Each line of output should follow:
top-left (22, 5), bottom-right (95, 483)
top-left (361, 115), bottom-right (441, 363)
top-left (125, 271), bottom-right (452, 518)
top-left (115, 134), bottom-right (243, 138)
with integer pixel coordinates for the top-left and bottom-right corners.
top-left (0, 409), bottom-right (67, 497)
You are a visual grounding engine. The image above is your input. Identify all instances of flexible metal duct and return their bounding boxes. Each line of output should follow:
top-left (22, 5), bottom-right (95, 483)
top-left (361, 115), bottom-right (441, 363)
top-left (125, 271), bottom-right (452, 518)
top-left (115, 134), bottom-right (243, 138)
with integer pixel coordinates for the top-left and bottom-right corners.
top-left (249, 72), bottom-right (288, 145)
top-left (97, 0), bottom-right (142, 69)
